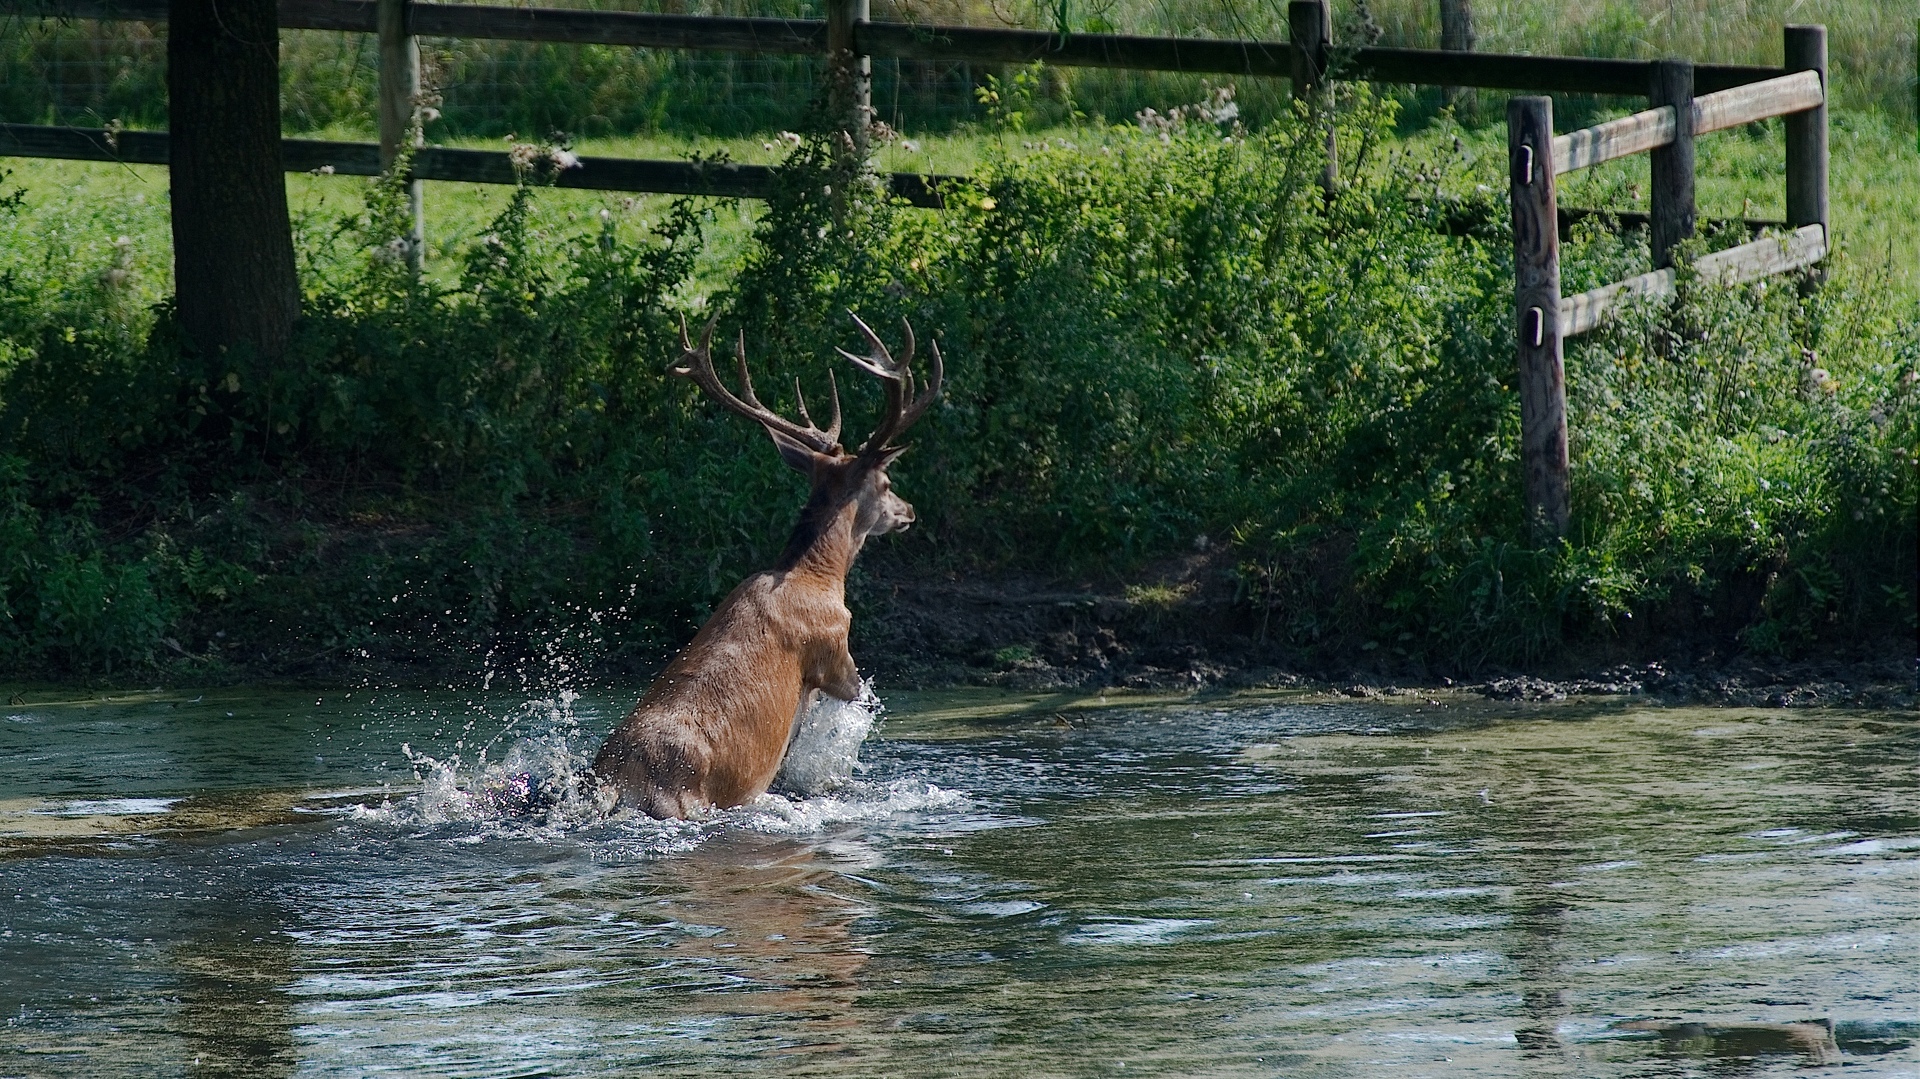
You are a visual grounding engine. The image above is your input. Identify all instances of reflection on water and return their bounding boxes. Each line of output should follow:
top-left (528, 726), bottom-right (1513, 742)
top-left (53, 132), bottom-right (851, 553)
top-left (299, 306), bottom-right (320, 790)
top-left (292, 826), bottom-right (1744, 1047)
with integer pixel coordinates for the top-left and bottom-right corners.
top-left (0, 687), bottom-right (1915, 1076)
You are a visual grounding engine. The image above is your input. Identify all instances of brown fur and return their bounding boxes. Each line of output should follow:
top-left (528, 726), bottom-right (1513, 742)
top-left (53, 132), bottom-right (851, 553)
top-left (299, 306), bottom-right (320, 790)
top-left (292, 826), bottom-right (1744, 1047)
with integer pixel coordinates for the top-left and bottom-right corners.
top-left (593, 315), bottom-right (935, 819)
top-left (593, 447), bottom-right (914, 818)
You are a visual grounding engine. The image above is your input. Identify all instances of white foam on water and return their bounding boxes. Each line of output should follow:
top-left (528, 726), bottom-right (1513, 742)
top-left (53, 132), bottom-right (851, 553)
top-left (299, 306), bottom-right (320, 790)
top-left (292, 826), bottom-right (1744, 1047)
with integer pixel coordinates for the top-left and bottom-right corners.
top-left (33, 797), bottom-right (181, 817)
top-left (350, 683), bottom-right (965, 852)
top-left (1816, 835), bottom-right (1920, 856)
top-left (350, 691), bottom-right (616, 836)
top-left (771, 683), bottom-right (882, 798)
top-left (730, 777), bottom-right (968, 835)
top-left (1065, 917), bottom-right (1216, 946)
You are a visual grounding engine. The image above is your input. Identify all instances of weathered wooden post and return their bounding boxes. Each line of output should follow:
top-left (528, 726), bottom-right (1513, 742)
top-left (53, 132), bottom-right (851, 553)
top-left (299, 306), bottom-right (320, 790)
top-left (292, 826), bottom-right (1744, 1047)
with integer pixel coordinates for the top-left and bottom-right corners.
top-left (1648, 59), bottom-right (1695, 269)
top-left (826, 0), bottom-right (871, 163)
top-left (378, 0), bottom-right (424, 270)
top-left (1508, 96), bottom-right (1569, 539)
top-left (1783, 25), bottom-right (1828, 243)
top-left (1288, 0), bottom-right (1336, 193)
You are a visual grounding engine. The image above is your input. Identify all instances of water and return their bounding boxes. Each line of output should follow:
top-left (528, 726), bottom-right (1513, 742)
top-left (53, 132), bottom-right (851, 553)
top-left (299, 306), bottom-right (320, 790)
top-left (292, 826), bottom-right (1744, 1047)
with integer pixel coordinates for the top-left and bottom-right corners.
top-left (1, 686), bottom-right (1915, 1077)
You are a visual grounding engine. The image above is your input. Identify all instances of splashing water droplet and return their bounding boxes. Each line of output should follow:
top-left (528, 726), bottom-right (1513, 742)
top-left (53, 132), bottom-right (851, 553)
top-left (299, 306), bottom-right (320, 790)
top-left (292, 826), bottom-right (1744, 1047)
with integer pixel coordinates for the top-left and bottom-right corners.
top-left (773, 682), bottom-right (882, 798)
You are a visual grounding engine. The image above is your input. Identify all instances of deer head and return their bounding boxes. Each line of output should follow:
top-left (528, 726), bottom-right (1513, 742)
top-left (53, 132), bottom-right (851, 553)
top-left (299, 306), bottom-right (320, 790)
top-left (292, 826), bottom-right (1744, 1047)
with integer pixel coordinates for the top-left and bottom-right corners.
top-left (672, 311), bottom-right (942, 566)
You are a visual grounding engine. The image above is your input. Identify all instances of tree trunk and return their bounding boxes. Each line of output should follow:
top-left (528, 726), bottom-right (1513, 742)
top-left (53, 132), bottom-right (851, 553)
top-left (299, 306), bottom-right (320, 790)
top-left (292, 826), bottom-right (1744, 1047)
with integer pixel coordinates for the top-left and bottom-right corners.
top-left (168, 0), bottom-right (300, 363)
top-left (1439, 0), bottom-right (1476, 114)
top-left (1439, 0), bottom-right (1475, 52)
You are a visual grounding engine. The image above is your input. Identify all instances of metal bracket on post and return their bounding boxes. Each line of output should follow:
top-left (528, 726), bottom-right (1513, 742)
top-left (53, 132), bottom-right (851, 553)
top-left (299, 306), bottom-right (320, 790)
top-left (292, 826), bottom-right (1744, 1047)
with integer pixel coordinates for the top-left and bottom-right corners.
top-left (1288, 0), bottom-right (1335, 194)
top-left (1648, 59), bottom-right (1695, 269)
top-left (1508, 96), bottom-right (1570, 540)
top-left (377, 0), bottom-right (424, 270)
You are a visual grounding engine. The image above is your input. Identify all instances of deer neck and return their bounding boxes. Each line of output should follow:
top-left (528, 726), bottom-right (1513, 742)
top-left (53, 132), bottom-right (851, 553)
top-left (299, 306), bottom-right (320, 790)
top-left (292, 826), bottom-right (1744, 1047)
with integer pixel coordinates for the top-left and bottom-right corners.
top-left (775, 497), bottom-right (863, 586)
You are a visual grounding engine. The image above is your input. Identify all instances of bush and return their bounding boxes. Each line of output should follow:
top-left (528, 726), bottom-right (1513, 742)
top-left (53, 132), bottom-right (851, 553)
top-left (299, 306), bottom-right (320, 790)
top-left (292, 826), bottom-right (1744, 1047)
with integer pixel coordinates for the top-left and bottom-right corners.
top-left (0, 93), bottom-right (1912, 681)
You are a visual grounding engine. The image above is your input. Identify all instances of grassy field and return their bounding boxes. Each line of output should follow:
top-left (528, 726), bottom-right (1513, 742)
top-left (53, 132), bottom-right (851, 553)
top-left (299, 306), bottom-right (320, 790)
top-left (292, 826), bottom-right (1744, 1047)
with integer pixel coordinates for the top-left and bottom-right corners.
top-left (0, 65), bottom-right (1912, 681)
top-left (5, 1), bottom-right (1916, 135)
top-left (9, 99), bottom-right (1915, 309)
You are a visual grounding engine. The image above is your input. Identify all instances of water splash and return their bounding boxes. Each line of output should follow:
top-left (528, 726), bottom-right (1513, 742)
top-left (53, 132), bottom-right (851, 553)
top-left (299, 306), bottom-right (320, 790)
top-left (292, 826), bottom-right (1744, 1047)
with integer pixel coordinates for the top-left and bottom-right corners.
top-left (352, 692), bottom-right (615, 833)
top-left (353, 682), bottom-right (964, 846)
top-left (733, 778), bottom-right (968, 834)
top-left (357, 724), bottom-right (614, 833)
top-left (772, 683), bottom-right (882, 798)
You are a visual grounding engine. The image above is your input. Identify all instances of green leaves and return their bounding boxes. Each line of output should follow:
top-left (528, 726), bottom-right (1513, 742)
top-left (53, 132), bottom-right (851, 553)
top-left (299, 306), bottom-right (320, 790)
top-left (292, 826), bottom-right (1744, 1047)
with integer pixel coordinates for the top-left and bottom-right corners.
top-left (0, 92), bottom-right (1911, 677)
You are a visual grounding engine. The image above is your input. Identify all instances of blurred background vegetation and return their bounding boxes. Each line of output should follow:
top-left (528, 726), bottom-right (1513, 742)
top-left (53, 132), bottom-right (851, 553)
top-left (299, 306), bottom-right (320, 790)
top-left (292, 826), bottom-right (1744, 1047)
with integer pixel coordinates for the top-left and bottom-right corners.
top-left (0, 1), bottom-right (1913, 681)
top-left (4, 0), bottom-right (1915, 136)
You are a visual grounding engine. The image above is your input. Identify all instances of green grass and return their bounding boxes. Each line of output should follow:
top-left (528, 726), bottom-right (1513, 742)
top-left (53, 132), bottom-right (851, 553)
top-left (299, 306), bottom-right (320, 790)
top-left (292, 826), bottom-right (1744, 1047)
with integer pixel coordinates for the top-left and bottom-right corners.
top-left (0, 91), bottom-right (1912, 680)
top-left (11, 99), bottom-right (1913, 303)
top-left (6, 2), bottom-right (1915, 136)
top-left (1417, 107), bottom-right (1920, 295)
top-left (4, 126), bottom-right (1033, 307)
top-left (1355, 0), bottom-right (1920, 121)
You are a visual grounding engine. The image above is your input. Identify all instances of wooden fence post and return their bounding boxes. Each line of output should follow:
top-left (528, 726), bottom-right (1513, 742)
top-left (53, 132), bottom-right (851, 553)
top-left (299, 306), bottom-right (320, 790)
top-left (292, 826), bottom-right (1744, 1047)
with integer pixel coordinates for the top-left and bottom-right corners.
top-left (1438, 0), bottom-right (1475, 114)
top-left (1288, 0), bottom-right (1336, 193)
top-left (377, 0), bottom-right (424, 270)
top-left (167, 0), bottom-right (301, 363)
top-left (1783, 25), bottom-right (1828, 242)
top-left (1648, 59), bottom-right (1695, 268)
top-left (1509, 96), bottom-right (1569, 539)
top-left (826, 0), bottom-right (871, 163)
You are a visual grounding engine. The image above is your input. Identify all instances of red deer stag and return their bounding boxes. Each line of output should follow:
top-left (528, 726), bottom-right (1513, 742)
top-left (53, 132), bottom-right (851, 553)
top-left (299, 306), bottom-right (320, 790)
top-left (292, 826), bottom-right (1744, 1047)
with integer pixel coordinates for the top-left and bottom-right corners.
top-left (592, 313), bottom-right (942, 819)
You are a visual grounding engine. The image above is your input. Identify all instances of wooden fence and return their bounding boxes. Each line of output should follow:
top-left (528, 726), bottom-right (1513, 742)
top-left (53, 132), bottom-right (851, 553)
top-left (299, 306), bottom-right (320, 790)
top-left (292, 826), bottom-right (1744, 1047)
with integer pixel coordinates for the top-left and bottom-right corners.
top-left (0, 0), bottom-right (1830, 537)
top-left (1507, 32), bottom-right (1828, 536)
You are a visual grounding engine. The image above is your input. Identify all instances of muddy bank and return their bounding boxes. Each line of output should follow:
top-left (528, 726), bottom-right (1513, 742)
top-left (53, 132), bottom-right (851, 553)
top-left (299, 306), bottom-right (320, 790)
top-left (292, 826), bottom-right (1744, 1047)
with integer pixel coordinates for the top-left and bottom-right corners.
top-left (13, 552), bottom-right (1910, 711)
top-left (852, 562), bottom-right (1917, 711)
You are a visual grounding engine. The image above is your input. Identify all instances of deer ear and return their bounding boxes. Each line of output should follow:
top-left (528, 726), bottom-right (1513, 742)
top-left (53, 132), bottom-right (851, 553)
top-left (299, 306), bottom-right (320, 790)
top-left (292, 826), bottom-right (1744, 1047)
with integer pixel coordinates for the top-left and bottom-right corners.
top-left (767, 427), bottom-right (818, 474)
top-left (875, 444), bottom-right (909, 470)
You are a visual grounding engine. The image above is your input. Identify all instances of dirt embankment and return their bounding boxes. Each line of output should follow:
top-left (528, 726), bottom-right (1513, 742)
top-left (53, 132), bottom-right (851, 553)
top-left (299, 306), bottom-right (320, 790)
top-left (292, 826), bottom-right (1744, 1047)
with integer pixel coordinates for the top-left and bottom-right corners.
top-left (852, 556), bottom-right (1917, 711)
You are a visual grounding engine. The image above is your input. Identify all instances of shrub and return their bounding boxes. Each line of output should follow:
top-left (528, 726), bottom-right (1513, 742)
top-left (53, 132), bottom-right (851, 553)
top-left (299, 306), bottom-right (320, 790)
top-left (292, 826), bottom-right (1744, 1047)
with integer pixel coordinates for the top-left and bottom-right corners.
top-left (0, 94), bottom-right (1911, 680)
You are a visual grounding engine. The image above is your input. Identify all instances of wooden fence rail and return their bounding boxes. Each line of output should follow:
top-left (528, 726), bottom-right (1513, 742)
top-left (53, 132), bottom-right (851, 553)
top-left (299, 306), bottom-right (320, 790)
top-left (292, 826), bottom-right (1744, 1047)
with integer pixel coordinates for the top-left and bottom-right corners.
top-left (2, 0), bottom-right (1798, 233)
top-left (0, 121), bottom-right (956, 204)
top-left (1507, 23), bottom-right (1828, 536)
top-left (21, 0), bottom-right (1781, 92)
top-left (1551, 70), bottom-right (1823, 174)
top-left (1, 0), bottom-right (1831, 540)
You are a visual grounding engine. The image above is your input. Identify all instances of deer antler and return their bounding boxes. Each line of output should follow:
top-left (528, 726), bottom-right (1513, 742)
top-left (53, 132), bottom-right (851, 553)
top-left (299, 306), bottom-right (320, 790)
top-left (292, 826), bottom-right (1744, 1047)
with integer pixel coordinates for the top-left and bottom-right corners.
top-left (672, 315), bottom-right (843, 454)
top-left (836, 311), bottom-right (943, 455)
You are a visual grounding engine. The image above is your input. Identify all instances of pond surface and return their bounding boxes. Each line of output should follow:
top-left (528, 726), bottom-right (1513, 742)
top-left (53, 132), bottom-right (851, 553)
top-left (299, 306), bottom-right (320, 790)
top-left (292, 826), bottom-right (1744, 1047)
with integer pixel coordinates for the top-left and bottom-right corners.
top-left (0, 685), bottom-right (1915, 1077)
